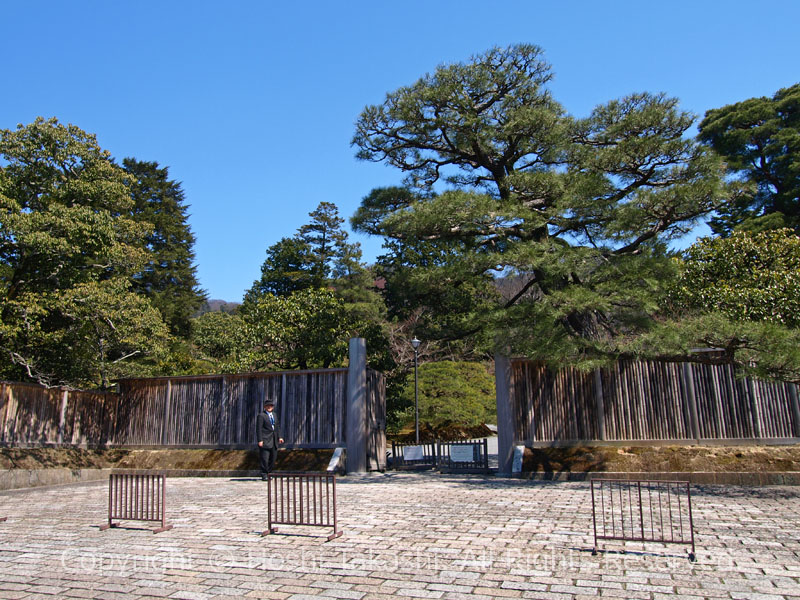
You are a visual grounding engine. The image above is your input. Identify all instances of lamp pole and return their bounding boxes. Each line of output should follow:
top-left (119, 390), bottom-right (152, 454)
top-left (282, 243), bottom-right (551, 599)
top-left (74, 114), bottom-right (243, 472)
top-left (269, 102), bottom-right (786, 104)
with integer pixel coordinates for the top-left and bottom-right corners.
top-left (411, 337), bottom-right (421, 444)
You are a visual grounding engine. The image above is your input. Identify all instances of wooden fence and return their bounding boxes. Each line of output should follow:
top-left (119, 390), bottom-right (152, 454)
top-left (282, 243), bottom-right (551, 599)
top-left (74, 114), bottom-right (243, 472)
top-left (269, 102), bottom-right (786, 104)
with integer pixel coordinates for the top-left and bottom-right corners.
top-left (114, 369), bottom-right (353, 447)
top-left (1, 382), bottom-right (117, 446)
top-left (0, 367), bottom-right (386, 457)
top-left (511, 359), bottom-right (800, 444)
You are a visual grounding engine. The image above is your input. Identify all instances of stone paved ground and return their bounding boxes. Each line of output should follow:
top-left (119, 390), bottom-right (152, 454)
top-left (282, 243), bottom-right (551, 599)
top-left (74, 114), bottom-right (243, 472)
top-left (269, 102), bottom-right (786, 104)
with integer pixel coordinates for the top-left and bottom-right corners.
top-left (1, 472), bottom-right (799, 599)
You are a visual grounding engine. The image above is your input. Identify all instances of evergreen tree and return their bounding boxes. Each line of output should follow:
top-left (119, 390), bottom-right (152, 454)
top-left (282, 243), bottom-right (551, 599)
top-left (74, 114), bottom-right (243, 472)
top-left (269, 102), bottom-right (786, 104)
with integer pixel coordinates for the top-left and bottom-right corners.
top-left (353, 187), bottom-right (498, 342)
top-left (352, 45), bottom-right (732, 365)
top-left (247, 201), bottom-right (370, 300)
top-left (122, 158), bottom-right (206, 337)
top-left (0, 118), bottom-right (169, 388)
top-left (699, 83), bottom-right (800, 235)
top-left (297, 201), bottom-right (347, 285)
top-left (245, 236), bottom-right (316, 300)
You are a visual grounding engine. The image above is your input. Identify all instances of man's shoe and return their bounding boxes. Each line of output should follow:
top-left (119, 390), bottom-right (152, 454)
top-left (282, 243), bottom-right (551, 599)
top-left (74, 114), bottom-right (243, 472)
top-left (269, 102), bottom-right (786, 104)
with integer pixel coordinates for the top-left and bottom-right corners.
top-left (261, 476), bottom-right (268, 481)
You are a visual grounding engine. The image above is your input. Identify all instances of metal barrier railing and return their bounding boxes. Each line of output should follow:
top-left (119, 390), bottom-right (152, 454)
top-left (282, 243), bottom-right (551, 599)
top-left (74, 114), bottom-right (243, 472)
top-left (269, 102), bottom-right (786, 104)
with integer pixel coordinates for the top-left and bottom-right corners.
top-left (390, 441), bottom-right (438, 470)
top-left (99, 470), bottom-right (173, 534)
top-left (261, 472), bottom-right (342, 541)
top-left (437, 438), bottom-right (490, 473)
top-left (591, 479), bottom-right (696, 561)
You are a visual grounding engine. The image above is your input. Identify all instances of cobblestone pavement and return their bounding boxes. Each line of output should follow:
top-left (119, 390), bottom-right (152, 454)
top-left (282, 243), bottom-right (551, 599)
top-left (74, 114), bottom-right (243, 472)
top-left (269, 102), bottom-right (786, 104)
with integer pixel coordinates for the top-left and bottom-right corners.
top-left (1, 472), bottom-right (799, 599)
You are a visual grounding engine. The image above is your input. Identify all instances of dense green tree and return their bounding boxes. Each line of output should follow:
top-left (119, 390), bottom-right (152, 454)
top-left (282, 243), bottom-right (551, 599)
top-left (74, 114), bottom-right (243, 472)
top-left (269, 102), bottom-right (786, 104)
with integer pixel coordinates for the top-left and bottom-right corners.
top-left (236, 288), bottom-right (355, 371)
top-left (635, 229), bottom-right (800, 384)
top-left (240, 201), bottom-right (393, 377)
top-left (352, 45), bottom-right (731, 365)
top-left (400, 361), bottom-right (496, 428)
top-left (669, 229), bottom-right (800, 326)
top-left (245, 236), bottom-right (317, 300)
top-left (122, 158), bottom-right (206, 338)
top-left (246, 202), bottom-right (369, 301)
top-left (699, 83), bottom-right (800, 235)
top-left (191, 310), bottom-right (248, 362)
top-left (0, 118), bottom-right (169, 388)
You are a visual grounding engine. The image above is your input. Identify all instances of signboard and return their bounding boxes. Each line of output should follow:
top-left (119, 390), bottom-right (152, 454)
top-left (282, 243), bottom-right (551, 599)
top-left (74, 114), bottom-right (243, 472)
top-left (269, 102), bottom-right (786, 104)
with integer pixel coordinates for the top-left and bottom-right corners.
top-left (449, 444), bottom-right (475, 463)
top-left (404, 445), bottom-right (424, 461)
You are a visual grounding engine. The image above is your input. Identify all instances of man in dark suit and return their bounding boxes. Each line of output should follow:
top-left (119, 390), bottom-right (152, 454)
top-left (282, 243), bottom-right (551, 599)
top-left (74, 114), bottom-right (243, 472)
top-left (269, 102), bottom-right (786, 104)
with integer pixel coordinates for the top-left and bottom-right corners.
top-left (256, 400), bottom-right (283, 480)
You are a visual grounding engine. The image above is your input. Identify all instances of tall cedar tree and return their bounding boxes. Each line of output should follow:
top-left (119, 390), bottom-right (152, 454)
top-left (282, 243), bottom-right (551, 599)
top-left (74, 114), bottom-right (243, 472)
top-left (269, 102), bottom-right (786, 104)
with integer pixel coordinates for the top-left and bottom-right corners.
top-left (122, 158), bottom-right (205, 337)
top-left (352, 44), bottom-right (733, 365)
top-left (698, 83), bottom-right (800, 235)
top-left (297, 201), bottom-right (348, 285)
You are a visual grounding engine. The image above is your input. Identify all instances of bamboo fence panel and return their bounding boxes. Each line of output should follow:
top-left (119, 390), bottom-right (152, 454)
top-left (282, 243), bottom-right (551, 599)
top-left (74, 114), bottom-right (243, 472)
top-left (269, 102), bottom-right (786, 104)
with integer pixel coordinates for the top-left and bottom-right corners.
top-left (0, 382), bottom-right (117, 445)
top-left (601, 360), bottom-right (689, 441)
top-left (510, 362), bottom-right (598, 442)
top-left (751, 379), bottom-right (795, 439)
top-left (510, 359), bottom-right (798, 444)
top-left (1, 366), bottom-right (381, 455)
top-left (166, 377), bottom-right (224, 445)
top-left (115, 380), bottom-right (168, 445)
top-left (114, 370), bottom-right (350, 447)
top-left (65, 389), bottom-right (117, 445)
top-left (4, 357), bottom-right (794, 449)
top-left (0, 382), bottom-right (61, 444)
top-left (510, 361), bottom-right (539, 442)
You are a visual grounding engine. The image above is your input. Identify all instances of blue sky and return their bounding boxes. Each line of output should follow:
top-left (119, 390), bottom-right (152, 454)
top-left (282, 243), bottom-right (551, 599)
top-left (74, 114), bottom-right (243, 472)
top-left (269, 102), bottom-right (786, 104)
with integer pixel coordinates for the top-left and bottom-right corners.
top-left (2, 1), bottom-right (798, 301)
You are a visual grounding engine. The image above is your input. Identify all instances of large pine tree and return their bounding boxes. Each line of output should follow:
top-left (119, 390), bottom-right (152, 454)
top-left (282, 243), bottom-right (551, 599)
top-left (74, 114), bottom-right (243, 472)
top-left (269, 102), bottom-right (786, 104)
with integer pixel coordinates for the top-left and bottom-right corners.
top-left (352, 44), bottom-right (732, 364)
top-left (698, 83), bottom-right (800, 235)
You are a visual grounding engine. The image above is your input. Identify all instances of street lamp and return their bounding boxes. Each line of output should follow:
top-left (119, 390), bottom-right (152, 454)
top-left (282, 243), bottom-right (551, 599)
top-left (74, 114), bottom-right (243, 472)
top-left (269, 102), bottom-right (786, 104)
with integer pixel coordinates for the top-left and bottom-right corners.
top-left (411, 337), bottom-right (421, 444)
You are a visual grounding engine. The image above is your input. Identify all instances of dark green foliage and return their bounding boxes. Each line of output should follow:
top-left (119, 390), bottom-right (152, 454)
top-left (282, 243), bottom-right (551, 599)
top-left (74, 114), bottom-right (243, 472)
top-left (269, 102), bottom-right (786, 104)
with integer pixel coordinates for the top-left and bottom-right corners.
top-left (192, 311), bottom-right (248, 362)
top-left (400, 361), bottom-right (496, 428)
top-left (631, 229), bottom-right (800, 382)
top-left (669, 229), bottom-right (800, 326)
top-left (242, 201), bottom-right (392, 374)
top-left (122, 158), bottom-right (206, 338)
top-left (297, 201), bottom-right (352, 284)
top-left (245, 237), bottom-right (318, 299)
top-left (353, 187), bottom-right (499, 342)
top-left (640, 229), bottom-right (800, 383)
top-left (0, 118), bottom-right (169, 388)
top-left (246, 201), bottom-right (369, 300)
top-left (352, 45), bottom-right (730, 365)
top-left (237, 288), bottom-right (355, 371)
top-left (699, 83), bottom-right (800, 235)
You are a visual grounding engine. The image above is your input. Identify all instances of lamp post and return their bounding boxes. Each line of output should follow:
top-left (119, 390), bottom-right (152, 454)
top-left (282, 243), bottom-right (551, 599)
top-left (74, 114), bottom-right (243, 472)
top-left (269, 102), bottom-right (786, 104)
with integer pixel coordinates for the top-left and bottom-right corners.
top-left (411, 337), bottom-right (421, 444)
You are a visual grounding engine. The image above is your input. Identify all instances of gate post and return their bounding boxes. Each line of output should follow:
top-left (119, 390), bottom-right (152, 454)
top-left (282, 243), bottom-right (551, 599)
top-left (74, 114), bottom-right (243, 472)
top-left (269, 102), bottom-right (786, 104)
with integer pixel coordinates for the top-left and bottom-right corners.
top-left (495, 354), bottom-right (515, 476)
top-left (346, 338), bottom-right (368, 474)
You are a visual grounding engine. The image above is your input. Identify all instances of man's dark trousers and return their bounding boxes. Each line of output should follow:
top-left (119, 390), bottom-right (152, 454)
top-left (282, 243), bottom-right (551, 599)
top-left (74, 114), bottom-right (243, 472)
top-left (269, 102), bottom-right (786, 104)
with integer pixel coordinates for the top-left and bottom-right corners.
top-left (259, 444), bottom-right (277, 476)
top-left (256, 408), bottom-right (281, 479)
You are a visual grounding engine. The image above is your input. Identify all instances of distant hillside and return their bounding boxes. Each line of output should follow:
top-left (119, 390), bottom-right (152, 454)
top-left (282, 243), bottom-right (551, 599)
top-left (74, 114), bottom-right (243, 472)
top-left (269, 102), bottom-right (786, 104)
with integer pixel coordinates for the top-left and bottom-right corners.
top-left (194, 299), bottom-right (241, 316)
